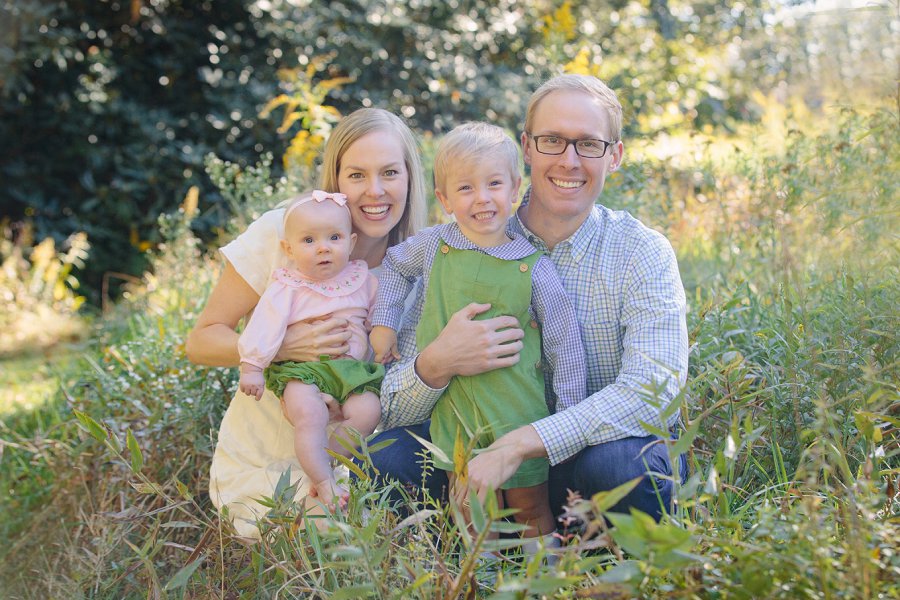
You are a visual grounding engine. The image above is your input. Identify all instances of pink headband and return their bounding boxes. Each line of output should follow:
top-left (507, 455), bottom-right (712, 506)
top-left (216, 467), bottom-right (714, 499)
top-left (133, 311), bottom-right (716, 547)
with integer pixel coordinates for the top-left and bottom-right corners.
top-left (283, 190), bottom-right (349, 223)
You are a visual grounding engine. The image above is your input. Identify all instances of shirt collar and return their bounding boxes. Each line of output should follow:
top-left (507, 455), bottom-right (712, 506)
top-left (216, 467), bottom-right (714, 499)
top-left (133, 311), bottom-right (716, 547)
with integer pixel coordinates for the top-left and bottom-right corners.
top-left (510, 186), bottom-right (601, 263)
top-left (443, 221), bottom-right (538, 260)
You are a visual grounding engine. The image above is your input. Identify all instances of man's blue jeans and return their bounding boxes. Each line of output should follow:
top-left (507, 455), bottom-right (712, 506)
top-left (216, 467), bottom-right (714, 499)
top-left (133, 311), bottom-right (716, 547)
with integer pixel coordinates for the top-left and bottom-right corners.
top-left (363, 421), bottom-right (687, 522)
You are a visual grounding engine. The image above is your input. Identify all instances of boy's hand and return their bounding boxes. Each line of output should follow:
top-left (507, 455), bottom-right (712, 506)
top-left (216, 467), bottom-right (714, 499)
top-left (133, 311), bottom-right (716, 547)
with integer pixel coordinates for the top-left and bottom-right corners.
top-left (369, 325), bottom-right (401, 364)
top-left (239, 363), bottom-right (266, 400)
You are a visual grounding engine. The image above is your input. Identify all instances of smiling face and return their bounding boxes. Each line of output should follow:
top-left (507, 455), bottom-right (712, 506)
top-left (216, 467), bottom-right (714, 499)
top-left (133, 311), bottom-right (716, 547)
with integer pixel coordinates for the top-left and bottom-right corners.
top-left (280, 199), bottom-right (357, 281)
top-left (522, 89), bottom-right (623, 240)
top-left (336, 130), bottom-right (409, 248)
top-left (436, 159), bottom-right (520, 248)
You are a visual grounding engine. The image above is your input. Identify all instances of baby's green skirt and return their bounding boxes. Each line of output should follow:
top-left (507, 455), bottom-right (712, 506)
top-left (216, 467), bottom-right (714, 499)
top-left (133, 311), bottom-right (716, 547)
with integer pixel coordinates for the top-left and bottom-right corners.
top-left (264, 359), bottom-right (384, 403)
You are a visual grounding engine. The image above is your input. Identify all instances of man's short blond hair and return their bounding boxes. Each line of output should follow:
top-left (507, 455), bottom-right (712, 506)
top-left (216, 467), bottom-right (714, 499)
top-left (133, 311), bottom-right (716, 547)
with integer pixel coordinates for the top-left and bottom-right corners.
top-left (525, 74), bottom-right (623, 141)
top-left (433, 122), bottom-right (520, 192)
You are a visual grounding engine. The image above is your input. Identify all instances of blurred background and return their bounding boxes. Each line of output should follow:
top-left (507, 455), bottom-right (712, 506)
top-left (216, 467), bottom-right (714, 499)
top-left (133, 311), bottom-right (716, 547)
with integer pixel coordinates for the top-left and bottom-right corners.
top-left (0, 3), bottom-right (897, 596)
top-left (1, 0), bottom-right (894, 307)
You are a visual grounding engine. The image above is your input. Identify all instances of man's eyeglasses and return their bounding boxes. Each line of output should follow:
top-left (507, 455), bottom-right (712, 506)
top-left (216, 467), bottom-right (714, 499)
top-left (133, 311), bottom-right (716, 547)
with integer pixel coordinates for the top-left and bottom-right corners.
top-left (526, 133), bottom-right (615, 158)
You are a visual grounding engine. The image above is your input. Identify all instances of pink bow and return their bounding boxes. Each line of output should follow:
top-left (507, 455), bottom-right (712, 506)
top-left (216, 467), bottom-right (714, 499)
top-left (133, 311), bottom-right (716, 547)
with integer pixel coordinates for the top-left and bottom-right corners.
top-left (283, 190), bottom-right (350, 224)
top-left (310, 190), bottom-right (348, 206)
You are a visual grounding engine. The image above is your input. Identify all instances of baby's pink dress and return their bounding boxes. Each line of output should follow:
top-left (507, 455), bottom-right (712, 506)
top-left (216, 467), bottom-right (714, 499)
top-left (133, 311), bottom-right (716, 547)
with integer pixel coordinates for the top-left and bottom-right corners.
top-left (238, 260), bottom-right (377, 369)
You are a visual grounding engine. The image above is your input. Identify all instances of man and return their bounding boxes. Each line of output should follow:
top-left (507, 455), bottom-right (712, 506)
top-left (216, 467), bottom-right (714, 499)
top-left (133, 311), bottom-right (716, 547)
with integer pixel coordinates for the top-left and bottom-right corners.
top-left (373, 74), bottom-right (688, 521)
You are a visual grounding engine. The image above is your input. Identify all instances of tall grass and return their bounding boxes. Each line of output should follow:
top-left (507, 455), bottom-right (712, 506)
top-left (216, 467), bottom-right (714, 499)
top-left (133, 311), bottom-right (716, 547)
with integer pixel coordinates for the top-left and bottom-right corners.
top-left (0, 105), bottom-right (897, 598)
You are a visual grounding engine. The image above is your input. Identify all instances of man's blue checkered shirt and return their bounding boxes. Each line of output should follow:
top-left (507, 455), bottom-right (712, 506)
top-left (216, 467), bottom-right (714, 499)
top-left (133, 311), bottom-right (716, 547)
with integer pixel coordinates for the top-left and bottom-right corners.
top-left (379, 188), bottom-right (688, 465)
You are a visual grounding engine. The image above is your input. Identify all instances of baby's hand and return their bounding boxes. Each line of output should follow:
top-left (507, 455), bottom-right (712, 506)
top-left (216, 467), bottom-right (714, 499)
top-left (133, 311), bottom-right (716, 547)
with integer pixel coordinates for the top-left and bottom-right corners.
top-left (370, 325), bottom-right (401, 365)
top-left (239, 364), bottom-right (266, 401)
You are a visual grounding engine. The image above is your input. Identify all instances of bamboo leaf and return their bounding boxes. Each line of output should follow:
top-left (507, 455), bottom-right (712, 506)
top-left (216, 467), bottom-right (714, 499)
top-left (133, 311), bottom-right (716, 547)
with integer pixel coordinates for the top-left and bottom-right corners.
top-left (126, 429), bottom-right (143, 473)
top-left (164, 557), bottom-right (204, 591)
top-left (590, 476), bottom-right (643, 514)
top-left (73, 409), bottom-right (107, 443)
top-left (407, 428), bottom-right (450, 465)
top-left (329, 451), bottom-right (368, 481)
top-left (331, 584), bottom-right (375, 599)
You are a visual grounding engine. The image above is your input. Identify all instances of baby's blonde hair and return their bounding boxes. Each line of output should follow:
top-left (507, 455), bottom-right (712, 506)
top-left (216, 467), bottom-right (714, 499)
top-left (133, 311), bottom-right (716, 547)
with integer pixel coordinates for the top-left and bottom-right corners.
top-left (433, 122), bottom-right (519, 193)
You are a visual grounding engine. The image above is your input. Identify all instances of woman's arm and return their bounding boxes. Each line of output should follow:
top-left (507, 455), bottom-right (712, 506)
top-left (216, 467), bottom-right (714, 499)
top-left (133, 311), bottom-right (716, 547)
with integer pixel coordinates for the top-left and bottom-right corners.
top-left (186, 261), bottom-right (259, 367)
top-left (185, 261), bottom-right (353, 367)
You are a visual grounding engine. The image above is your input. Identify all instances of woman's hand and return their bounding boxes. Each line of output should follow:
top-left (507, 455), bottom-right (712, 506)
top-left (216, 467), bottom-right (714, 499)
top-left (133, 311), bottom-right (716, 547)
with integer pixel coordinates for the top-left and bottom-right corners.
top-left (415, 303), bottom-right (524, 388)
top-left (273, 315), bottom-right (353, 363)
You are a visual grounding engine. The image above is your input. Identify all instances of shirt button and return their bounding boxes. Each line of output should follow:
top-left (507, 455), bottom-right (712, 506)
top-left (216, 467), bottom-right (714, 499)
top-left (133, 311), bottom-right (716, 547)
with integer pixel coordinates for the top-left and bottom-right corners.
top-left (441, 245), bottom-right (450, 254)
top-left (519, 263), bottom-right (528, 272)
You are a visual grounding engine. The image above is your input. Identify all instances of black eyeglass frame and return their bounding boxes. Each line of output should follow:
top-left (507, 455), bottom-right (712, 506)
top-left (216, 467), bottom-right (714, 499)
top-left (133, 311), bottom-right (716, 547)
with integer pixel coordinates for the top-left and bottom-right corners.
top-left (525, 132), bottom-right (616, 158)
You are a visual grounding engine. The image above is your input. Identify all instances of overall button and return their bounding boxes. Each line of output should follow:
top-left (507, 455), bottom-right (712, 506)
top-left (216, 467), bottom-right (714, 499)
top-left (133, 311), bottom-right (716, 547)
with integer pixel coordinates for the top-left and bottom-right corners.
top-left (440, 245), bottom-right (450, 254)
top-left (529, 320), bottom-right (538, 329)
top-left (519, 263), bottom-right (528, 272)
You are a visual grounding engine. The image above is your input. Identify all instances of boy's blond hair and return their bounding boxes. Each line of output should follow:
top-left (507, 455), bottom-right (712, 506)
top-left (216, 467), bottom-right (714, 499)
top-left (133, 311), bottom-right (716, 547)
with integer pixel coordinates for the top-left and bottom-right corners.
top-left (525, 74), bottom-right (624, 142)
top-left (433, 122), bottom-right (520, 193)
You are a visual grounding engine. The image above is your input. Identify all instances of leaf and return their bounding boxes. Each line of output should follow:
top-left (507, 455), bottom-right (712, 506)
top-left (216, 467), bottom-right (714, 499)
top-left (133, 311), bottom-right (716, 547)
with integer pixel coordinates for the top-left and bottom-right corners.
top-left (597, 559), bottom-right (643, 584)
top-left (73, 409), bottom-right (107, 443)
top-left (407, 428), bottom-right (451, 465)
top-left (389, 509), bottom-right (440, 535)
top-left (590, 476), bottom-right (642, 514)
top-left (331, 584), bottom-right (375, 599)
top-left (606, 513), bottom-right (649, 559)
top-left (126, 429), bottom-right (142, 473)
top-left (364, 437), bottom-right (396, 455)
top-left (467, 489), bottom-right (487, 532)
top-left (453, 425), bottom-right (468, 489)
top-left (160, 521), bottom-right (199, 529)
top-left (163, 557), bottom-right (204, 591)
top-left (131, 481), bottom-right (163, 495)
top-left (329, 451), bottom-right (368, 481)
top-left (520, 577), bottom-right (583, 594)
top-left (669, 418), bottom-right (701, 457)
top-left (174, 478), bottom-right (193, 501)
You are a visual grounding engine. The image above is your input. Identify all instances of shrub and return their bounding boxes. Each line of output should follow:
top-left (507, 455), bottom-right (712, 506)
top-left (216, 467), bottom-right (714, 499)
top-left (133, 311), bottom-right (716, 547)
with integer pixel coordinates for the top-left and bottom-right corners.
top-left (0, 220), bottom-right (89, 356)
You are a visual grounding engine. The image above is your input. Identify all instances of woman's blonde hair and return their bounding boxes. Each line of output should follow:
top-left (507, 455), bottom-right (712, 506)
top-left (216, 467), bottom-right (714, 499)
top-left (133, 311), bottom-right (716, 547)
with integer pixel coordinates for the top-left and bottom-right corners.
top-left (318, 108), bottom-right (427, 247)
top-left (525, 74), bottom-right (623, 142)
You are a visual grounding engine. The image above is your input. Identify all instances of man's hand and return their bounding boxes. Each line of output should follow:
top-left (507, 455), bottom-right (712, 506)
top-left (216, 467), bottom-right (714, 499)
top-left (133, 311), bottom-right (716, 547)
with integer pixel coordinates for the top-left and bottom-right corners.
top-left (455, 425), bottom-right (548, 506)
top-left (370, 325), bottom-right (401, 364)
top-left (416, 303), bottom-right (524, 388)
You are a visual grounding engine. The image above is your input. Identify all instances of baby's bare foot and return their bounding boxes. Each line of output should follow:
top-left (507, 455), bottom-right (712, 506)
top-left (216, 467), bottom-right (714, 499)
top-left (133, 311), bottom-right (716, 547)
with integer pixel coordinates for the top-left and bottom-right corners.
top-left (313, 480), bottom-right (349, 512)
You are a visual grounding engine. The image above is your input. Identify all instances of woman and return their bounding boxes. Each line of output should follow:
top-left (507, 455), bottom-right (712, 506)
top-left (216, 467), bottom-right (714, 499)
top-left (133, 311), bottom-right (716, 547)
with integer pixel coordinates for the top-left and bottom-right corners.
top-left (186, 108), bottom-right (428, 538)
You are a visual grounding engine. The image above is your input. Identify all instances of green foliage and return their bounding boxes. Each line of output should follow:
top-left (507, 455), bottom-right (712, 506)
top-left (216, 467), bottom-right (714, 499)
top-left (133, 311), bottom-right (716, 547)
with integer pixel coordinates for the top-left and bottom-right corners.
top-left (1, 0), bottom-right (284, 300)
top-left (2, 71), bottom-right (899, 600)
top-left (6, 0), bottom-right (894, 309)
top-left (0, 220), bottom-right (90, 355)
